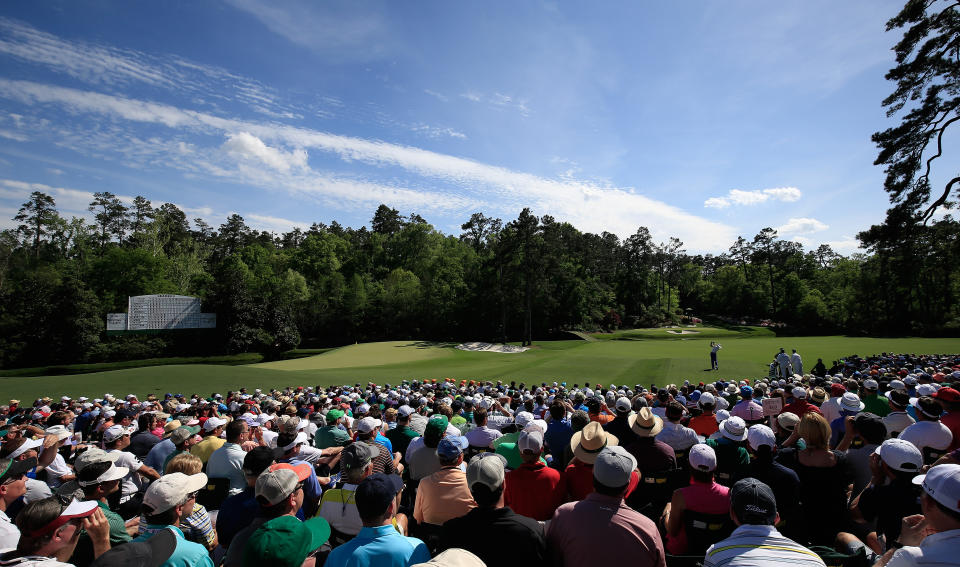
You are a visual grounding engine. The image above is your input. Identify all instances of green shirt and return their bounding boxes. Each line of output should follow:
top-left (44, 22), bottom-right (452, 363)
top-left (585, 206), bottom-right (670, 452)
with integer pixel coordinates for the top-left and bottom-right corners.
top-left (862, 394), bottom-right (891, 417)
top-left (315, 425), bottom-right (351, 450)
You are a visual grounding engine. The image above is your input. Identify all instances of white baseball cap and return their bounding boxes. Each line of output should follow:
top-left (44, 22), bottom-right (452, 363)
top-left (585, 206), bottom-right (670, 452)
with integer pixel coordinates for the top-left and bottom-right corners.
top-left (103, 425), bottom-right (131, 443)
top-left (517, 427), bottom-right (544, 454)
top-left (202, 417), bottom-right (227, 432)
top-left (514, 412), bottom-right (535, 428)
top-left (874, 438), bottom-right (923, 472)
top-left (913, 464), bottom-right (960, 514)
top-left (746, 424), bottom-right (777, 451)
top-left (615, 397), bottom-right (632, 413)
top-left (356, 417), bottom-right (382, 434)
top-left (689, 443), bottom-right (718, 472)
top-left (698, 392), bottom-right (716, 407)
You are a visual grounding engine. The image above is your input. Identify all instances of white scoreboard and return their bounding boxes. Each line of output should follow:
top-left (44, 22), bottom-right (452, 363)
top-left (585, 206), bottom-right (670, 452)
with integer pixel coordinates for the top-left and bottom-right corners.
top-left (107, 295), bottom-right (216, 331)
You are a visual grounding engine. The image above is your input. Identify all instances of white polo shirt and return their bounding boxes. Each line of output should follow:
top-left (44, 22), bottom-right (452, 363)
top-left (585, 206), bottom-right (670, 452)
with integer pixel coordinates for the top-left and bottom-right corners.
top-left (887, 528), bottom-right (960, 567)
top-left (0, 509), bottom-right (19, 551)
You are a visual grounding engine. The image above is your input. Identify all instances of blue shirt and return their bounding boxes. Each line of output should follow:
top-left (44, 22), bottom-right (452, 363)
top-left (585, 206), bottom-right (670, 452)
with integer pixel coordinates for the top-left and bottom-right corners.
top-left (544, 419), bottom-right (573, 457)
top-left (145, 438), bottom-right (176, 472)
top-left (133, 525), bottom-right (214, 567)
top-left (215, 487), bottom-right (259, 548)
top-left (375, 432), bottom-right (394, 454)
top-left (325, 524), bottom-right (430, 567)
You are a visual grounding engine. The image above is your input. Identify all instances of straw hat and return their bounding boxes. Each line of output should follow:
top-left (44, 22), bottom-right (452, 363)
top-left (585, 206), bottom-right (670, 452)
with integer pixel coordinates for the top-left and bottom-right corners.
top-left (569, 421), bottom-right (618, 464)
top-left (628, 407), bottom-right (664, 437)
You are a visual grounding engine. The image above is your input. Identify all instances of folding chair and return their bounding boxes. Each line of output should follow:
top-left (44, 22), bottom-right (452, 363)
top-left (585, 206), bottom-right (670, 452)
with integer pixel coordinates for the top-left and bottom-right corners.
top-left (682, 510), bottom-right (734, 556)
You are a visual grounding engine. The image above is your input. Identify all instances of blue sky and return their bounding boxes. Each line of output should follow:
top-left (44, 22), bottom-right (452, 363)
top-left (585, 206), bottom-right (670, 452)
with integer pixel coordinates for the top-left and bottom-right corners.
top-left (0, 1), bottom-right (909, 253)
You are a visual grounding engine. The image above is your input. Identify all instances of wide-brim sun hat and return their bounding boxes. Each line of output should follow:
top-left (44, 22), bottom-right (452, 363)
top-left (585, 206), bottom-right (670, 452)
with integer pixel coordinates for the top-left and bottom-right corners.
top-left (570, 421), bottom-right (618, 464)
top-left (628, 407), bottom-right (663, 437)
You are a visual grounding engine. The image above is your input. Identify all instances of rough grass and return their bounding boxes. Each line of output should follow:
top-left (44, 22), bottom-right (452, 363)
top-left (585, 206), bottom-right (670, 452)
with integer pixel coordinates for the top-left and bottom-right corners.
top-left (2, 329), bottom-right (958, 402)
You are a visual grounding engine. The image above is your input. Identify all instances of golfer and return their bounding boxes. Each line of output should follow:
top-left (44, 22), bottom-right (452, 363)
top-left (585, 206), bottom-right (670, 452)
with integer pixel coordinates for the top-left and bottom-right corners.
top-left (710, 342), bottom-right (722, 371)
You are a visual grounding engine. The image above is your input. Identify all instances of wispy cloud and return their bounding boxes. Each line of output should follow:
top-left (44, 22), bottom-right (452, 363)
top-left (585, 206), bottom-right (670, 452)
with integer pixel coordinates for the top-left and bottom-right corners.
top-left (776, 217), bottom-right (828, 235)
top-left (460, 91), bottom-right (530, 116)
top-left (0, 79), bottom-right (737, 250)
top-left (411, 124), bottom-right (466, 140)
top-left (704, 186), bottom-right (801, 209)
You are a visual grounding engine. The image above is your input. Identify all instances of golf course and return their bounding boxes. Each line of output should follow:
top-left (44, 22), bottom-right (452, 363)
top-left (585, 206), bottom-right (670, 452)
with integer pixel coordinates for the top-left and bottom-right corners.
top-left (2, 326), bottom-right (958, 402)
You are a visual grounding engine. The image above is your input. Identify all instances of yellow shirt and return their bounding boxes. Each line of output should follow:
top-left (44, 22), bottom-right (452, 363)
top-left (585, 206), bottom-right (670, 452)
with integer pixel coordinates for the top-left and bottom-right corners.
top-left (413, 466), bottom-right (476, 526)
top-left (190, 436), bottom-right (226, 464)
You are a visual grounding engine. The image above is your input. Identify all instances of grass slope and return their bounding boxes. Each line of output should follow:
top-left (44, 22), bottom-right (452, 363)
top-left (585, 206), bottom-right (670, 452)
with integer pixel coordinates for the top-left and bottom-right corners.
top-left (3, 328), bottom-right (958, 401)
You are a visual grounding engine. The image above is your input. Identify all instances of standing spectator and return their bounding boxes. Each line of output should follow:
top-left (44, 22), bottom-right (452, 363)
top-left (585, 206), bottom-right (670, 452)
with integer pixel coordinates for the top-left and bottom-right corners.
top-left (791, 349), bottom-right (803, 376)
top-left (206, 419), bottom-right (248, 496)
top-left (874, 464), bottom-right (960, 567)
top-left (413, 436), bottom-right (475, 527)
top-left (704, 478), bottom-right (825, 567)
top-left (440, 453), bottom-right (547, 566)
top-left (812, 358), bottom-right (827, 378)
top-left (133, 472), bottom-right (214, 567)
top-left (325, 474), bottom-right (431, 566)
top-left (776, 349), bottom-right (792, 379)
top-left (548, 446), bottom-right (665, 567)
top-left (899, 397), bottom-right (953, 462)
top-left (504, 427), bottom-right (564, 521)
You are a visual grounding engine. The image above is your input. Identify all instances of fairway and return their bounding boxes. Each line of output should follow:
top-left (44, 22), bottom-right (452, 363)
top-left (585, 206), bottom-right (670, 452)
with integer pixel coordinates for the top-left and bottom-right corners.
top-left (2, 328), bottom-right (958, 402)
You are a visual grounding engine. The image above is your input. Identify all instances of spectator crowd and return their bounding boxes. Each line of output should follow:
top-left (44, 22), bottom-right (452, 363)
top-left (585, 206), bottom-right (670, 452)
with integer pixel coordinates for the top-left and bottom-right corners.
top-left (1, 351), bottom-right (959, 567)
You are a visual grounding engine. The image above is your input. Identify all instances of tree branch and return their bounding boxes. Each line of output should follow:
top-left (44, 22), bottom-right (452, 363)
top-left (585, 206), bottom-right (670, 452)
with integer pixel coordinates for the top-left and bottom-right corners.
top-left (921, 114), bottom-right (960, 182)
top-left (922, 176), bottom-right (960, 222)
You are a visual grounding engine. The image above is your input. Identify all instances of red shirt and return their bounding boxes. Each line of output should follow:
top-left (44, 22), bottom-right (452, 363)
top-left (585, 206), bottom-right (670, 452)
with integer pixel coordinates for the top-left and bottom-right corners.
top-left (941, 411), bottom-right (960, 451)
top-left (782, 400), bottom-right (823, 418)
top-left (563, 459), bottom-right (639, 502)
top-left (504, 461), bottom-right (564, 520)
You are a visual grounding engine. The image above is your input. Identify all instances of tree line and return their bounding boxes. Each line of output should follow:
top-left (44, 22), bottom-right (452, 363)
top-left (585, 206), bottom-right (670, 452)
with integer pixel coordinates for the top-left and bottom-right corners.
top-left (1, 192), bottom-right (957, 369)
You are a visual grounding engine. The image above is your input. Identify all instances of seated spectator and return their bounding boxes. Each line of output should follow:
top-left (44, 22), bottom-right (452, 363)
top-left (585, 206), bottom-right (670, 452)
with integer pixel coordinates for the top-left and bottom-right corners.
top-left (189, 417), bottom-right (227, 465)
top-left (408, 416), bottom-right (447, 481)
top-left (414, 436), bottom-right (475, 527)
top-left (900, 397), bottom-right (954, 463)
top-left (274, 432), bottom-right (323, 518)
top-left (783, 387), bottom-right (822, 418)
top-left (215, 446), bottom-right (274, 549)
top-left (662, 444), bottom-right (731, 555)
top-left (585, 397), bottom-right (615, 424)
top-left (544, 402), bottom-right (575, 470)
top-left (129, 414), bottom-right (160, 459)
top-left (705, 417), bottom-right (751, 484)
top-left (604, 397), bottom-right (638, 446)
top-left (314, 409), bottom-right (350, 450)
top-left (144, 420), bottom-right (184, 472)
top-left (777, 412), bottom-right (854, 546)
top-left (933, 388), bottom-right (960, 451)
top-left (326, 474), bottom-right (430, 566)
top-left (563, 422), bottom-right (639, 502)
top-left (241, 515), bottom-right (330, 567)
top-left (160, 426), bottom-right (200, 475)
top-left (133, 472), bottom-right (214, 567)
top-left (504, 426), bottom-right (564, 521)
top-left (730, 387), bottom-right (764, 424)
top-left (205, 419), bottom-right (248, 496)
top-left (2, 498), bottom-right (110, 567)
top-left (875, 464), bottom-right (960, 567)
top-left (222, 463), bottom-right (313, 567)
top-left (548, 446), bottom-right (665, 567)
top-left (624, 407), bottom-right (676, 476)
top-left (141, 454), bottom-right (216, 552)
top-left (836, 412), bottom-right (887, 496)
top-left (656, 402), bottom-right (699, 453)
top-left (440, 453), bottom-right (547, 566)
top-left (0, 456), bottom-right (37, 550)
top-left (742, 425), bottom-right (801, 540)
top-left (884, 389), bottom-right (916, 439)
top-left (385, 406), bottom-right (419, 467)
top-left (68, 449), bottom-right (132, 566)
top-left (102, 425), bottom-right (160, 520)
top-left (316, 442), bottom-right (379, 543)
top-left (861, 379), bottom-right (891, 417)
top-left (689, 393), bottom-right (719, 438)
top-left (464, 407), bottom-right (502, 452)
top-left (704, 478), bottom-right (825, 567)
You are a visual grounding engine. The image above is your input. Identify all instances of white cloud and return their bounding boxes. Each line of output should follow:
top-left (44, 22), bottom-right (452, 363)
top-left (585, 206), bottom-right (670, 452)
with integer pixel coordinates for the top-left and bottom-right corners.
top-left (423, 89), bottom-right (449, 103)
top-left (46, 168), bottom-right (64, 175)
top-left (0, 129), bottom-right (28, 142)
top-left (0, 80), bottom-right (738, 250)
top-left (791, 235), bottom-right (862, 256)
top-left (411, 124), bottom-right (467, 140)
top-left (245, 213), bottom-right (306, 233)
top-left (704, 186), bottom-right (802, 208)
top-left (222, 132), bottom-right (308, 173)
top-left (459, 90), bottom-right (530, 116)
top-left (776, 217), bottom-right (828, 235)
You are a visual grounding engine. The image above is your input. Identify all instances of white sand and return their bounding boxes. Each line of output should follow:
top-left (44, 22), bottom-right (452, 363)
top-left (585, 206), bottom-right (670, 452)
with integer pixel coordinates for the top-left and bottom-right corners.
top-left (456, 342), bottom-right (530, 353)
top-left (666, 330), bottom-right (700, 335)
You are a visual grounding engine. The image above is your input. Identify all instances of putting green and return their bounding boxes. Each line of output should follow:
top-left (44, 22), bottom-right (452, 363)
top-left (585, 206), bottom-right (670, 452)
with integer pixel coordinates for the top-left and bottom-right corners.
top-left (2, 329), bottom-right (958, 402)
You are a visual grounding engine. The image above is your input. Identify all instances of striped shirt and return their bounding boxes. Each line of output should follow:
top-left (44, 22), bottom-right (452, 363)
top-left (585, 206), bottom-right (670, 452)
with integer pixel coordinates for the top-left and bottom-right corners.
top-left (704, 524), bottom-right (826, 567)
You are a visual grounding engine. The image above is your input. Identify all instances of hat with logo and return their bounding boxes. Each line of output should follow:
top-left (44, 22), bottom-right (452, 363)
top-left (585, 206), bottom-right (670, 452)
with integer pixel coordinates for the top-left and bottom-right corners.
top-left (355, 473), bottom-right (403, 520)
top-left (874, 438), bottom-right (923, 472)
top-left (628, 407), bottom-right (663, 437)
top-left (912, 463), bottom-right (960, 514)
top-left (689, 443), bottom-right (718, 471)
top-left (142, 472), bottom-right (207, 515)
top-left (731, 478), bottom-right (777, 525)
top-left (719, 416), bottom-right (748, 442)
top-left (593, 445), bottom-right (636, 488)
top-left (570, 421), bottom-right (618, 464)
top-left (437, 436), bottom-right (468, 460)
top-left (467, 453), bottom-right (507, 491)
top-left (243, 515), bottom-right (331, 567)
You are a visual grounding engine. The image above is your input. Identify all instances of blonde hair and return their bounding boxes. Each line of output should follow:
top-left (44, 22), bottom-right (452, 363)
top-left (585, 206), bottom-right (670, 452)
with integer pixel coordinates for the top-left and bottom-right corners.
top-left (797, 412), bottom-right (830, 450)
top-left (166, 452), bottom-right (203, 475)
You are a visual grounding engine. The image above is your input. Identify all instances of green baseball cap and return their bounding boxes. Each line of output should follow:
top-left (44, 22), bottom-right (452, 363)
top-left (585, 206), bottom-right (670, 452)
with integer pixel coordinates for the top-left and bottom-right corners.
top-left (243, 515), bottom-right (330, 567)
top-left (326, 409), bottom-right (344, 421)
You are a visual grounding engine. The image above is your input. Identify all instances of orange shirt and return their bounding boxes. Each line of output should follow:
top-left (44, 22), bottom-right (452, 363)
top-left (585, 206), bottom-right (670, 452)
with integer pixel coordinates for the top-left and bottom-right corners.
top-left (688, 414), bottom-right (719, 437)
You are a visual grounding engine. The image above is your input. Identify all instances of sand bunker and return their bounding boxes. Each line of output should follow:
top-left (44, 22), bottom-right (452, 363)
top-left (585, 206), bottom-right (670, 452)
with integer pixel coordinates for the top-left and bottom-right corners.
top-left (456, 342), bottom-right (529, 353)
top-left (666, 330), bottom-right (700, 335)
